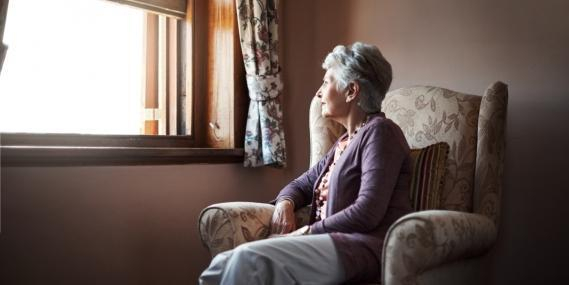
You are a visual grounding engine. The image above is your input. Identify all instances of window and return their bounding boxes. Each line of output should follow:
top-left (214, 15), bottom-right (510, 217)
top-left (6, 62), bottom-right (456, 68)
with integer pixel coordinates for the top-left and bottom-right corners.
top-left (0, 0), bottom-right (146, 135)
top-left (0, 0), bottom-right (246, 165)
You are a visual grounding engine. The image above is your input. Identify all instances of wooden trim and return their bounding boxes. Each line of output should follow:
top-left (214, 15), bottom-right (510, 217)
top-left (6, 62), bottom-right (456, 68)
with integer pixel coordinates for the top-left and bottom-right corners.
top-left (168, 17), bottom-right (179, 135)
top-left (1, 133), bottom-right (194, 148)
top-left (105, 0), bottom-right (187, 19)
top-left (144, 13), bottom-right (159, 110)
top-left (192, 0), bottom-right (207, 146)
top-left (144, 120), bottom-right (159, 135)
top-left (1, 146), bottom-right (243, 166)
top-left (233, 9), bottom-right (246, 149)
top-left (148, 15), bottom-right (182, 136)
top-left (158, 15), bottom-right (168, 135)
top-left (176, 19), bottom-right (191, 135)
top-left (205, 0), bottom-right (245, 148)
top-left (0, 132), bottom-right (244, 166)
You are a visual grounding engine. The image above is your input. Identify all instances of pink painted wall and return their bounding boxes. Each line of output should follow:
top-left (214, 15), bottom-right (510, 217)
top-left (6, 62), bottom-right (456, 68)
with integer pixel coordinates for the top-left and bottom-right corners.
top-left (1, 0), bottom-right (568, 284)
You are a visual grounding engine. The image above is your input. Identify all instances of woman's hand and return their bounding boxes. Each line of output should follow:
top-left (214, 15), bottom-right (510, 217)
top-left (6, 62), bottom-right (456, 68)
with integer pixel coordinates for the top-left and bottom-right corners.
top-left (269, 225), bottom-right (310, 239)
top-left (270, 200), bottom-right (296, 235)
top-left (287, 225), bottom-right (311, 236)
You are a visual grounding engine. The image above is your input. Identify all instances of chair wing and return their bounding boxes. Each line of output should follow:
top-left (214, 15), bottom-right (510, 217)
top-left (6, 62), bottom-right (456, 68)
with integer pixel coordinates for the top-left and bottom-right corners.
top-left (474, 82), bottom-right (508, 225)
top-left (382, 85), bottom-right (482, 213)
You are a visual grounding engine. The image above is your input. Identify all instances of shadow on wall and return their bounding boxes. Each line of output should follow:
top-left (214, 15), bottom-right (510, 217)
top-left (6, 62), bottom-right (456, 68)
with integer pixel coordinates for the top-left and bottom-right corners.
top-left (279, 0), bottom-right (353, 170)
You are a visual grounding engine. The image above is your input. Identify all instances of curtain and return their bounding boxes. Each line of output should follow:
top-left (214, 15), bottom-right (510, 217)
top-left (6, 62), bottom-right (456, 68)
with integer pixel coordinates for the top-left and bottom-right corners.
top-left (236, 0), bottom-right (286, 167)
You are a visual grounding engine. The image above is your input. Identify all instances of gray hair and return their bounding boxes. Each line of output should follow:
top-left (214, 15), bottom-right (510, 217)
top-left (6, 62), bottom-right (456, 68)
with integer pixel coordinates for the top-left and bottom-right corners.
top-left (322, 42), bottom-right (392, 113)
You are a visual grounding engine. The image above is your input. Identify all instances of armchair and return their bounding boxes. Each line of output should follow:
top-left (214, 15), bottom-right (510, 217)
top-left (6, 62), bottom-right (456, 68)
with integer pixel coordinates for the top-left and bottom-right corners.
top-left (198, 82), bottom-right (508, 284)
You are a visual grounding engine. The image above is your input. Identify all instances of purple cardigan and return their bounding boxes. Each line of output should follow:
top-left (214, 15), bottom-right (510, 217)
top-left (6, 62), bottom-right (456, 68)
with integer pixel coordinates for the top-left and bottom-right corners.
top-left (276, 113), bottom-right (412, 282)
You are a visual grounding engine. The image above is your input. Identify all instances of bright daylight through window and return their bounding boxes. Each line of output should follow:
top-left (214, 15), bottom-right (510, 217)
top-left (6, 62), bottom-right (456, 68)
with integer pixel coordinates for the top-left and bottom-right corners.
top-left (0, 0), bottom-right (145, 135)
top-left (0, 0), bottom-right (245, 165)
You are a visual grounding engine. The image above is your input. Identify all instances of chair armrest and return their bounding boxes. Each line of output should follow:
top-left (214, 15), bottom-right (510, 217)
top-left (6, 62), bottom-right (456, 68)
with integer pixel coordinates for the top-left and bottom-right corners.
top-left (198, 202), bottom-right (311, 257)
top-left (382, 210), bottom-right (497, 285)
top-left (198, 202), bottom-right (274, 257)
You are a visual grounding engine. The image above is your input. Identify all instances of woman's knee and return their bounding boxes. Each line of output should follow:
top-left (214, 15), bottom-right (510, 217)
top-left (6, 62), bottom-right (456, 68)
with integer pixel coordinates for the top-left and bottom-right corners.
top-left (233, 239), bottom-right (270, 256)
top-left (230, 242), bottom-right (272, 268)
top-left (233, 242), bottom-right (253, 256)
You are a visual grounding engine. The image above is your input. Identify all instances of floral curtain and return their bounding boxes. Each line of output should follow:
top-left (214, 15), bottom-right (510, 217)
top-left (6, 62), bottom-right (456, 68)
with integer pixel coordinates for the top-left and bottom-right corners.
top-left (236, 0), bottom-right (286, 167)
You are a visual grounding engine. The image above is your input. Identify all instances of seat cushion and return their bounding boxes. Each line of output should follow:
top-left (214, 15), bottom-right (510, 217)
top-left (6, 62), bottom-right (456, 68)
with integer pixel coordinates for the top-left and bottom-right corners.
top-left (410, 142), bottom-right (449, 211)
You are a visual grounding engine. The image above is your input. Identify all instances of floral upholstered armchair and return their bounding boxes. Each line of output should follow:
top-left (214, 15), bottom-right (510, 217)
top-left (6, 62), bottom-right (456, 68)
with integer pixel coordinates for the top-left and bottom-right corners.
top-left (198, 82), bottom-right (508, 285)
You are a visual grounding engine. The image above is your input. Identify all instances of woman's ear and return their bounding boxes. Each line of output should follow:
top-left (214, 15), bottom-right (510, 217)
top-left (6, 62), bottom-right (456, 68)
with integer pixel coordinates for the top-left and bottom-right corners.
top-left (345, 81), bottom-right (360, 103)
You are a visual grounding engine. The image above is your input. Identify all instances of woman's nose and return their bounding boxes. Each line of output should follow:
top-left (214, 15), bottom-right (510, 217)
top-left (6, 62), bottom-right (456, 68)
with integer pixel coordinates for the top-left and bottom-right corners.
top-left (316, 88), bottom-right (322, 98)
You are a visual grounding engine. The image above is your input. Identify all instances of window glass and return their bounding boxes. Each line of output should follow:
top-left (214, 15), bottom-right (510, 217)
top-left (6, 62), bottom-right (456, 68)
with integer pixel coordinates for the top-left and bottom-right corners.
top-left (0, 0), bottom-right (144, 135)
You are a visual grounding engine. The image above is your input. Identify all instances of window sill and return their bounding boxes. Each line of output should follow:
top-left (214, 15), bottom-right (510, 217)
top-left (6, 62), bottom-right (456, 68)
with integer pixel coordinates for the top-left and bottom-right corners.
top-left (1, 146), bottom-right (244, 166)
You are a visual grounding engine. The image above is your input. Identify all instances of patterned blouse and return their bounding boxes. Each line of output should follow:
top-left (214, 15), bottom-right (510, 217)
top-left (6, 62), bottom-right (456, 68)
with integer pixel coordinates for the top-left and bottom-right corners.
top-left (315, 137), bottom-right (350, 220)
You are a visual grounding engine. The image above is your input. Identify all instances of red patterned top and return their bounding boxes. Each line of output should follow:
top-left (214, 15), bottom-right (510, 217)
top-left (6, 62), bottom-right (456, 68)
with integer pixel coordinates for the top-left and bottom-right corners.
top-left (314, 137), bottom-right (350, 220)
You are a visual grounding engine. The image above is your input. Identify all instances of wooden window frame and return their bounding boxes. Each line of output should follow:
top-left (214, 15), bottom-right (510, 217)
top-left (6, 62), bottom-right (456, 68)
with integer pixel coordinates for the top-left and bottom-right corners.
top-left (0, 0), bottom-right (246, 166)
top-left (0, 0), bottom-right (7, 71)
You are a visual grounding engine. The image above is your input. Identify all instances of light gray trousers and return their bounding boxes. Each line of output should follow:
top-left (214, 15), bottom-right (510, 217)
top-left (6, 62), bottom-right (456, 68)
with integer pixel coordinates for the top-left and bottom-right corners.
top-left (199, 234), bottom-right (345, 285)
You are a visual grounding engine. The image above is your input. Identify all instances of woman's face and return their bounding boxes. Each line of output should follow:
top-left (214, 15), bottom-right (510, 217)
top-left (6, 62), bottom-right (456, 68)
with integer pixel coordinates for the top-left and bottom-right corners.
top-left (316, 69), bottom-right (349, 119)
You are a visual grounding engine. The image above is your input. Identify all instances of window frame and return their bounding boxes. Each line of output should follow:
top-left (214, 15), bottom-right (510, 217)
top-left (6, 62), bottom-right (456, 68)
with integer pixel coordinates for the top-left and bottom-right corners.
top-left (0, 0), bottom-right (246, 166)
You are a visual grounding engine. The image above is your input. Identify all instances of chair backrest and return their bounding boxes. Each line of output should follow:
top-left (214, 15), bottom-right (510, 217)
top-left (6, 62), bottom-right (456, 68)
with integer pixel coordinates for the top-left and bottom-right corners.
top-left (308, 82), bottom-right (508, 226)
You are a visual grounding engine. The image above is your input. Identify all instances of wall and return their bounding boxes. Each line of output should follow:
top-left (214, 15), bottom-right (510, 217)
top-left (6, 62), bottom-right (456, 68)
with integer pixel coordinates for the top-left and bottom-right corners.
top-left (1, 0), bottom-right (568, 284)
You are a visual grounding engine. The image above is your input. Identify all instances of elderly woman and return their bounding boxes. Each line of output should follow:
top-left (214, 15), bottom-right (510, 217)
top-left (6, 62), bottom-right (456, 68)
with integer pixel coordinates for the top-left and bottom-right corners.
top-left (200, 42), bottom-right (412, 284)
